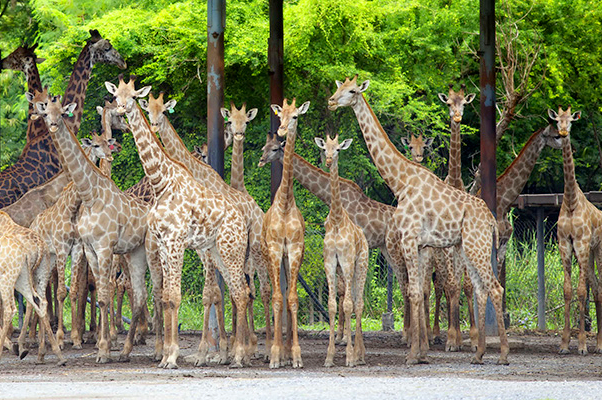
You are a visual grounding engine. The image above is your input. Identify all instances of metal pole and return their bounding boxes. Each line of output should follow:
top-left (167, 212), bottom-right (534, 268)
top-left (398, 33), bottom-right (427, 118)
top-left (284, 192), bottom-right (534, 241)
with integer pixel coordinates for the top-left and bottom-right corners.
top-left (536, 208), bottom-right (546, 330)
top-left (207, 0), bottom-right (226, 350)
top-left (479, 0), bottom-right (498, 336)
top-left (268, 0), bottom-right (287, 334)
top-left (298, 274), bottom-right (329, 323)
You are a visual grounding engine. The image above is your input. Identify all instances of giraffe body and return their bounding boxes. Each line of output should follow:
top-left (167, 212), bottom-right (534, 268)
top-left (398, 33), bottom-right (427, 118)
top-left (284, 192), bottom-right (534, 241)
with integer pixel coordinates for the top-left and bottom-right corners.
top-left (549, 106), bottom-right (602, 355)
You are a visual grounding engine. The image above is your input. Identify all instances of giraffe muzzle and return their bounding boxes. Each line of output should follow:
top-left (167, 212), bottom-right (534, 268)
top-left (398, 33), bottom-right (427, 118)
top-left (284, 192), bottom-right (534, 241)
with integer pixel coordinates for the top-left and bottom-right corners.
top-left (559, 130), bottom-right (569, 137)
top-left (453, 115), bottom-right (462, 123)
top-left (328, 100), bottom-right (338, 111)
top-left (151, 124), bottom-right (159, 133)
top-left (49, 124), bottom-right (59, 133)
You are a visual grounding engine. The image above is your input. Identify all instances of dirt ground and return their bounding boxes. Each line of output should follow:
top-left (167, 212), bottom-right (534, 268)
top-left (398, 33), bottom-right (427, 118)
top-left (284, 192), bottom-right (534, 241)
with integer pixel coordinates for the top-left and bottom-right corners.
top-left (1, 328), bottom-right (601, 383)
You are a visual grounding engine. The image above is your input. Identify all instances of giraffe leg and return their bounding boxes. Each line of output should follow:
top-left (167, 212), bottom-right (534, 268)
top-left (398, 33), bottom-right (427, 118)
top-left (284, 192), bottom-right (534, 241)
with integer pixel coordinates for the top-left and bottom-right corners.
top-left (336, 274), bottom-right (346, 344)
top-left (573, 242), bottom-right (592, 356)
top-left (255, 251), bottom-right (272, 362)
top-left (442, 247), bottom-right (461, 352)
top-left (463, 267), bottom-right (477, 351)
top-left (55, 252), bottom-right (69, 350)
top-left (287, 243), bottom-right (304, 369)
top-left (558, 235), bottom-right (573, 354)
top-left (268, 244), bottom-right (285, 369)
top-left (0, 286), bottom-right (16, 362)
top-left (16, 305), bottom-right (33, 359)
top-left (401, 237), bottom-right (427, 365)
top-left (86, 247), bottom-right (113, 364)
top-left (594, 250), bottom-right (602, 353)
top-left (69, 242), bottom-right (85, 349)
top-left (162, 244), bottom-right (185, 369)
top-left (323, 252), bottom-right (338, 367)
top-left (354, 243), bottom-right (369, 365)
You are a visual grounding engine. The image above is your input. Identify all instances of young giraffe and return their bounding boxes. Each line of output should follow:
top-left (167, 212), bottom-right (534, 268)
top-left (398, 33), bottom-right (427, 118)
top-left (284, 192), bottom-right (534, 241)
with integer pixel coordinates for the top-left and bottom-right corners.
top-left (549, 106), bottom-right (602, 355)
top-left (314, 134), bottom-right (369, 367)
top-left (401, 134), bottom-right (434, 163)
top-left (258, 98), bottom-right (310, 368)
top-left (137, 90), bottom-right (271, 363)
top-left (0, 31), bottom-right (126, 208)
top-left (329, 76), bottom-right (508, 365)
top-left (0, 211), bottom-right (66, 365)
top-left (34, 95), bottom-right (155, 364)
top-left (105, 75), bottom-right (251, 369)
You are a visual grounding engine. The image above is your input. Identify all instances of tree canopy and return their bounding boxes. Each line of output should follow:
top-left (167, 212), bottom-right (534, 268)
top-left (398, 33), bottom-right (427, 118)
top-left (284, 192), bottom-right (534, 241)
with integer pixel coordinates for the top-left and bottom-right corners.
top-left (1, 0), bottom-right (601, 221)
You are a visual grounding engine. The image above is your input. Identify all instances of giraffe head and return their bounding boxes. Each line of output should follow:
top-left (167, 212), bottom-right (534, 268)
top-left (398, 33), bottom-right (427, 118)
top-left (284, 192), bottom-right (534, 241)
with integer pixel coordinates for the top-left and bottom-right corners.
top-left (548, 106), bottom-right (581, 137)
top-left (104, 74), bottom-right (152, 114)
top-left (96, 98), bottom-right (130, 135)
top-left (400, 134), bottom-right (434, 163)
top-left (271, 98), bottom-right (310, 137)
top-left (221, 102), bottom-right (258, 143)
top-left (138, 92), bottom-right (177, 133)
top-left (25, 86), bottom-right (50, 121)
top-left (80, 131), bottom-right (120, 163)
top-left (437, 84), bottom-right (476, 123)
top-left (258, 132), bottom-right (285, 167)
top-left (34, 95), bottom-right (77, 133)
top-left (328, 75), bottom-right (370, 111)
top-left (193, 143), bottom-right (209, 163)
top-left (1, 43), bottom-right (45, 81)
top-left (88, 29), bottom-right (127, 69)
top-left (314, 134), bottom-right (353, 169)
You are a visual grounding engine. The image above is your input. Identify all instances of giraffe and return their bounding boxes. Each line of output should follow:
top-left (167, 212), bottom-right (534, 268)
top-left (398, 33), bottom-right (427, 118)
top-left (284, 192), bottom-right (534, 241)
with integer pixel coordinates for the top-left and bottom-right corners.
top-left (27, 132), bottom-right (118, 350)
top-left (0, 211), bottom-right (66, 365)
top-left (136, 90), bottom-right (271, 364)
top-left (401, 134), bottom-right (434, 163)
top-left (258, 98), bottom-right (310, 368)
top-left (34, 95), bottom-right (154, 364)
top-left (329, 76), bottom-right (508, 365)
top-left (105, 75), bottom-right (251, 369)
top-left (0, 30), bottom-right (126, 208)
top-left (220, 102), bottom-right (258, 194)
top-left (314, 134), bottom-right (369, 367)
top-left (549, 106), bottom-right (602, 355)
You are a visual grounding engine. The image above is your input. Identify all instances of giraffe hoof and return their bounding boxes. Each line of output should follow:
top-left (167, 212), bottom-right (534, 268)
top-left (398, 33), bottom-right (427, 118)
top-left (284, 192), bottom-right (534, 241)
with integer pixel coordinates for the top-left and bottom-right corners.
top-left (497, 358), bottom-right (509, 365)
top-left (446, 344), bottom-right (460, 352)
top-left (405, 357), bottom-right (419, 366)
top-left (56, 358), bottom-right (67, 367)
top-left (96, 355), bottom-right (111, 364)
top-left (470, 356), bottom-right (484, 365)
top-left (19, 349), bottom-right (29, 360)
top-left (12, 343), bottom-right (20, 356)
top-left (594, 348), bottom-right (602, 354)
top-left (578, 348), bottom-right (588, 356)
top-left (229, 361), bottom-right (243, 369)
top-left (165, 362), bottom-right (178, 369)
top-left (269, 360), bottom-right (281, 369)
top-left (324, 359), bottom-right (335, 368)
top-left (35, 358), bottom-right (46, 365)
top-left (558, 348), bottom-right (570, 355)
top-left (72, 343), bottom-right (83, 350)
top-left (117, 354), bottom-right (131, 363)
top-left (345, 359), bottom-right (356, 367)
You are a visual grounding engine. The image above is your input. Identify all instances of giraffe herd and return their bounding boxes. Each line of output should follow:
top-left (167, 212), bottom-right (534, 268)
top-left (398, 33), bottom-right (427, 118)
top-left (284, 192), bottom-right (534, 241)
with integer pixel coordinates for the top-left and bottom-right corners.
top-left (1, 32), bottom-right (601, 372)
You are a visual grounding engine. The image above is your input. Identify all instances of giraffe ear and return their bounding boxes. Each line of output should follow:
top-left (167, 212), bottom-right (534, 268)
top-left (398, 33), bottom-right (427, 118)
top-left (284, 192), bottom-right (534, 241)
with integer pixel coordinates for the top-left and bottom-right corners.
top-left (271, 104), bottom-right (282, 117)
top-left (193, 145), bottom-right (203, 154)
top-left (339, 138), bottom-right (353, 150)
top-left (400, 136), bottom-right (410, 146)
top-left (437, 93), bottom-right (448, 103)
top-left (314, 137), bottom-right (326, 149)
top-left (25, 92), bottom-right (35, 103)
top-left (35, 57), bottom-right (45, 64)
top-left (298, 101), bottom-right (310, 115)
top-left (424, 137), bottom-right (434, 147)
top-left (65, 102), bottom-right (77, 115)
top-left (138, 99), bottom-right (149, 111)
top-left (335, 80), bottom-right (344, 88)
top-left (220, 107), bottom-right (230, 120)
top-left (247, 108), bottom-right (258, 121)
top-left (464, 93), bottom-right (476, 104)
top-left (35, 101), bottom-right (47, 113)
top-left (548, 109), bottom-right (559, 121)
top-left (358, 80), bottom-right (370, 92)
top-left (164, 99), bottom-right (177, 112)
top-left (80, 138), bottom-right (93, 148)
top-left (134, 86), bottom-right (152, 98)
top-left (96, 106), bottom-right (104, 115)
top-left (571, 111), bottom-right (581, 121)
top-left (105, 81), bottom-right (118, 95)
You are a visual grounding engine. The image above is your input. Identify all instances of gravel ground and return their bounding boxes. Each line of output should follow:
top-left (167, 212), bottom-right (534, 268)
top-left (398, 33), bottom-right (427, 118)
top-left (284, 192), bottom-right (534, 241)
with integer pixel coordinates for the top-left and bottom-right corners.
top-left (1, 329), bottom-right (601, 399)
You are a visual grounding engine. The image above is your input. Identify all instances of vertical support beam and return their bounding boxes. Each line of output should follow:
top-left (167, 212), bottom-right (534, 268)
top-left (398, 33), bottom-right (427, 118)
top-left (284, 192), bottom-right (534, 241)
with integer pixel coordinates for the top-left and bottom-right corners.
top-left (207, 0), bottom-right (226, 350)
top-left (268, 0), bottom-right (288, 335)
top-left (479, 0), bottom-right (498, 336)
top-left (536, 208), bottom-right (546, 331)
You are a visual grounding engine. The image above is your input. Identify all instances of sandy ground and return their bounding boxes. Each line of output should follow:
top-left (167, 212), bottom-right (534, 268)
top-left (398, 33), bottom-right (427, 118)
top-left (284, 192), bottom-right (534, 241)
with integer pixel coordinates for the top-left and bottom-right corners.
top-left (1, 329), bottom-right (601, 399)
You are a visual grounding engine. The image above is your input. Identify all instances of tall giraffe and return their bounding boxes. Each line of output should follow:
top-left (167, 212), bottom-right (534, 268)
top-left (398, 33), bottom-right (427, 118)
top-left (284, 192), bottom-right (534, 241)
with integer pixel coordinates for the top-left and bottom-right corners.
top-left (329, 76), bottom-right (508, 365)
top-left (549, 106), bottom-right (602, 355)
top-left (314, 134), bottom-right (369, 367)
top-left (0, 211), bottom-right (66, 366)
top-left (137, 90), bottom-right (271, 363)
top-left (220, 102), bottom-right (258, 194)
top-left (34, 95), bottom-right (154, 364)
top-left (0, 30), bottom-right (126, 208)
top-left (259, 98), bottom-right (310, 369)
top-left (401, 134), bottom-right (434, 163)
top-left (105, 75), bottom-right (251, 369)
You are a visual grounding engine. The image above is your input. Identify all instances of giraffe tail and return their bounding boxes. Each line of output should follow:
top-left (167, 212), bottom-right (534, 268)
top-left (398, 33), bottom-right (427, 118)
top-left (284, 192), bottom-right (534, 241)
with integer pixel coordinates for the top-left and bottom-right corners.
top-left (492, 220), bottom-right (500, 251)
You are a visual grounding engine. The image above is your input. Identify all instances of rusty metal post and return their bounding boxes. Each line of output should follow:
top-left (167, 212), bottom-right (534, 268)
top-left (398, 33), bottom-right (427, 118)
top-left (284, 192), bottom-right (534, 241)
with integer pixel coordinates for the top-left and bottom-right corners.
top-left (479, 0), bottom-right (498, 336)
top-left (207, 0), bottom-right (225, 351)
top-left (268, 0), bottom-right (287, 334)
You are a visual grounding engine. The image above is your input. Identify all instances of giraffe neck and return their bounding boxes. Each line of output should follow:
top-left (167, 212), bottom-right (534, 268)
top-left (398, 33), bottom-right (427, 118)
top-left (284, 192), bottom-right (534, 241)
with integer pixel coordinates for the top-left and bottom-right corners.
top-left (351, 95), bottom-right (412, 195)
top-left (230, 138), bottom-right (246, 193)
top-left (62, 42), bottom-right (93, 136)
top-left (274, 126), bottom-right (298, 208)
top-left (446, 120), bottom-right (463, 190)
top-left (328, 159), bottom-right (344, 224)
top-left (495, 126), bottom-right (549, 215)
top-left (49, 119), bottom-right (102, 207)
top-left (157, 116), bottom-right (226, 193)
top-left (561, 136), bottom-right (580, 210)
top-left (128, 105), bottom-right (177, 198)
top-left (56, 183), bottom-right (82, 216)
top-left (25, 62), bottom-right (46, 142)
top-left (291, 154), bottom-right (332, 204)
